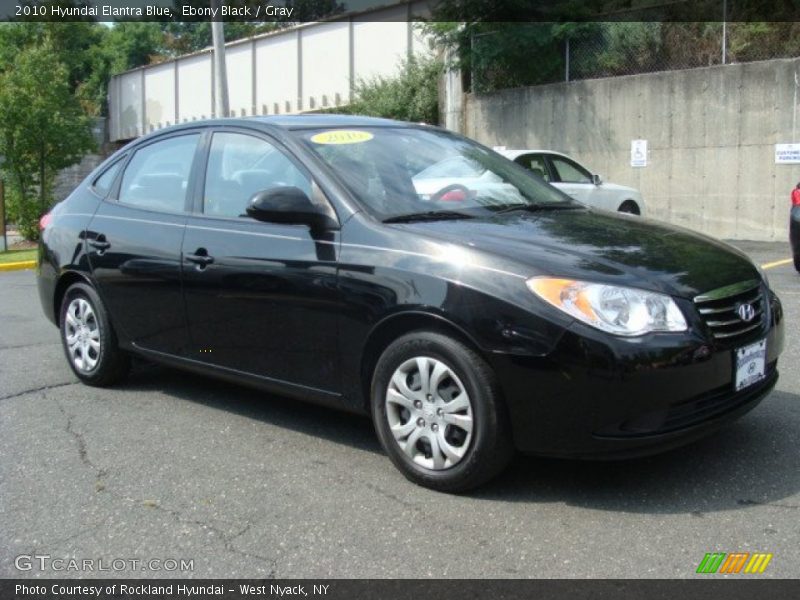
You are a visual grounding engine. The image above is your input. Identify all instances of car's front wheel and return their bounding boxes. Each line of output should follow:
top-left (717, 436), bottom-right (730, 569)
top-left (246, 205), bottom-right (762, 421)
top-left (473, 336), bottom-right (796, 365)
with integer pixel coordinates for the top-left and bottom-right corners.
top-left (371, 331), bottom-right (514, 492)
top-left (60, 282), bottom-right (130, 387)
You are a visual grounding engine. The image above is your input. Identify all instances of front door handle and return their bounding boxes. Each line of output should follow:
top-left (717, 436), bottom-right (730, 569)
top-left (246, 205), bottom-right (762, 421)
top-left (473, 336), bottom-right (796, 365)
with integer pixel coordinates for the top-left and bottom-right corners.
top-left (185, 250), bottom-right (214, 267)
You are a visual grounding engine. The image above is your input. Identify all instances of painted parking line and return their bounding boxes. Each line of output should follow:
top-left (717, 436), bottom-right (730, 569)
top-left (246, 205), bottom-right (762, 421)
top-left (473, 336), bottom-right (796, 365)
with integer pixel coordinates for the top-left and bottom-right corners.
top-left (761, 258), bottom-right (793, 270)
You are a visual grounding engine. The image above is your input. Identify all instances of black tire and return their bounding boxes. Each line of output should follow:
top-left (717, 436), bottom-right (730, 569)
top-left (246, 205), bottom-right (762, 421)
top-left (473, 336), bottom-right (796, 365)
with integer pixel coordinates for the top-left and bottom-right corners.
top-left (371, 331), bottom-right (514, 492)
top-left (59, 282), bottom-right (130, 387)
top-left (618, 200), bottom-right (641, 215)
top-left (795, 255), bottom-right (800, 273)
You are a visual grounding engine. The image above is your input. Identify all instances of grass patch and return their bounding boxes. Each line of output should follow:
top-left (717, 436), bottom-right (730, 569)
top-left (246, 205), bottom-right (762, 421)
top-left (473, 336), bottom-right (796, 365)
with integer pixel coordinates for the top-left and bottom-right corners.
top-left (0, 248), bottom-right (37, 264)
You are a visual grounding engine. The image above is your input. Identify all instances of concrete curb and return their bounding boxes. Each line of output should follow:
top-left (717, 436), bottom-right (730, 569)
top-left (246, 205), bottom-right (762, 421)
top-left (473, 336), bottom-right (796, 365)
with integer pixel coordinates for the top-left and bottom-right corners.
top-left (0, 260), bottom-right (36, 272)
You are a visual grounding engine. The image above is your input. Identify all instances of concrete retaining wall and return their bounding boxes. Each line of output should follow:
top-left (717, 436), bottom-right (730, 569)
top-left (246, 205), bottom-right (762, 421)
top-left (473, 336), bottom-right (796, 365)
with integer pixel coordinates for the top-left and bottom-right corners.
top-left (464, 58), bottom-right (800, 241)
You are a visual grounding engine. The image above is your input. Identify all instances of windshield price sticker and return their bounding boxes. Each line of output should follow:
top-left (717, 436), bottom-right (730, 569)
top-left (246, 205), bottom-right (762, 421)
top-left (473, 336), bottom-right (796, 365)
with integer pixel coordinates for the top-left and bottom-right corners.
top-left (310, 130), bottom-right (374, 145)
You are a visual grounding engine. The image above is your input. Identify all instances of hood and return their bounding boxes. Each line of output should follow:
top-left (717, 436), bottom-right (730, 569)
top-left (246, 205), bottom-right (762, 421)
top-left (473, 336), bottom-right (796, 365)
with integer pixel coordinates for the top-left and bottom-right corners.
top-left (597, 181), bottom-right (640, 196)
top-left (391, 208), bottom-right (759, 299)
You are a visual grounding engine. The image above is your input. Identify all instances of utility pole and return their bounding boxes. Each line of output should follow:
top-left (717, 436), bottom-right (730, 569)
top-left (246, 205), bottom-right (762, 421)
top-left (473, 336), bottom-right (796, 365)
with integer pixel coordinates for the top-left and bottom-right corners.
top-left (0, 155), bottom-right (6, 252)
top-left (0, 177), bottom-right (6, 253)
top-left (211, 0), bottom-right (230, 118)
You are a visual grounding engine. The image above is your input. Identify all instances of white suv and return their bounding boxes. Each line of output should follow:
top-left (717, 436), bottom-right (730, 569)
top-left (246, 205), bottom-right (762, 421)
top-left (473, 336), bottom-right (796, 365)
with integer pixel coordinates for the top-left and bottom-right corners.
top-left (498, 149), bottom-right (645, 215)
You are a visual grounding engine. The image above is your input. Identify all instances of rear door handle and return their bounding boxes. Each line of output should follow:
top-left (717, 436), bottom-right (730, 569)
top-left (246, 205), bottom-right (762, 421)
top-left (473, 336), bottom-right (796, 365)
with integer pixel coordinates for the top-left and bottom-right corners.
top-left (88, 236), bottom-right (111, 252)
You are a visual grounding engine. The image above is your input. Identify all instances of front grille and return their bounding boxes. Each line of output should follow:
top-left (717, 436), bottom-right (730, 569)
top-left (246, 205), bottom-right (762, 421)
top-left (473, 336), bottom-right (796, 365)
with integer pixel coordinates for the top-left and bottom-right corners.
top-left (693, 279), bottom-right (766, 342)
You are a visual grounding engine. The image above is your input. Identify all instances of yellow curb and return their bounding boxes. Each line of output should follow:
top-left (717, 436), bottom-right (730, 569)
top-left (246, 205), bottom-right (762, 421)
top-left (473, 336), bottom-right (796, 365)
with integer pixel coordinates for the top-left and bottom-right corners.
top-left (0, 260), bottom-right (36, 272)
top-left (761, 258), bottom-right (793, 270)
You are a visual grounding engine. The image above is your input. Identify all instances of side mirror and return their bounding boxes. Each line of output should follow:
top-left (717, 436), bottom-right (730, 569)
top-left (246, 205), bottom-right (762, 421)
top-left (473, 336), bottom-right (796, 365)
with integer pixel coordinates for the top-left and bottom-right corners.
top-left (592, 174), bottom-right (603, 186)
top-left (246, 186), bottom-right (337, 230)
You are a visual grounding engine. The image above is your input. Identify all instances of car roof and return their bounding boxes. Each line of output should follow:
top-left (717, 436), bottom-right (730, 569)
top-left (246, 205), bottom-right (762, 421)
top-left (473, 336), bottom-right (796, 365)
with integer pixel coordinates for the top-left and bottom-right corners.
top-left (496, 149), bottom-right (572, 160)
top-left (127, 114), bottom-right (434, 145)
top-left (244, 114), bottom-right (407, 129)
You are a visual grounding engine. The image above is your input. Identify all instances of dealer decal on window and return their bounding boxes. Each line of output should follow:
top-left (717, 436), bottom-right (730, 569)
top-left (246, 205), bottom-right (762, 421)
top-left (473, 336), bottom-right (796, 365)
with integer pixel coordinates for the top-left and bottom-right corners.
top-left (310, 130), bottom-right (374, 145)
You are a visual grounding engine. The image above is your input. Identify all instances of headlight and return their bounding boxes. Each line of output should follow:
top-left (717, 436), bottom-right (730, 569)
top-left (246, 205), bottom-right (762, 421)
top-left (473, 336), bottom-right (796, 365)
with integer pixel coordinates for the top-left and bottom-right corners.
top-left (527, 277), bottom-right (687, 336)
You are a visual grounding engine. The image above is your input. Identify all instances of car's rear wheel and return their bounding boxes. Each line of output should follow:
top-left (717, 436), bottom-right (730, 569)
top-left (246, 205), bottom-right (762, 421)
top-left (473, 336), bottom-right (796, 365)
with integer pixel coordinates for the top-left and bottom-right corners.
top-left (794, 255), bottom-right (800, 273)
top-left (618, 200), bottom-right (641, 215)
top-left (60, 282), bottom-right (130, 387)
top-left (371, 331), bottom-right (514, 492)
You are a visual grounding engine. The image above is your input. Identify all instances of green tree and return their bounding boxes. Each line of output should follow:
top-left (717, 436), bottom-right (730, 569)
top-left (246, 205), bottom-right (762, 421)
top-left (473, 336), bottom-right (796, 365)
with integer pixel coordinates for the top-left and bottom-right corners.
top-left (80, 22), bottom-right (166, 115)
top-left (0, 21), bottom-right (113, 115)
top-left (423, 21), bottom-right (596, 92)
top-left (0, 44), bottom-right (95, 240)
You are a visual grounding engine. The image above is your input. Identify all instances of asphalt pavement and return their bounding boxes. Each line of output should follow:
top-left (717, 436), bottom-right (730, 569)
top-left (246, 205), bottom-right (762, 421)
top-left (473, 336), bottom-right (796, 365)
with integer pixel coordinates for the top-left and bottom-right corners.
top-left (1, 241), bottom-right (798, 579)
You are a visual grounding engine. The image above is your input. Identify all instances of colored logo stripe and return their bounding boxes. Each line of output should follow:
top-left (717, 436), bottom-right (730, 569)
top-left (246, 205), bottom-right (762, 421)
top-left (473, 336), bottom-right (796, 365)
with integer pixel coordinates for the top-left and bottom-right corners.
top-left (697, 553), bottom-right (726, 573)
top-left (719, 553), bottom-right (749, 573)
top-left (697, 552), bottom-right (773, 574)
top-left (745, 553), bottom-right (773, 574)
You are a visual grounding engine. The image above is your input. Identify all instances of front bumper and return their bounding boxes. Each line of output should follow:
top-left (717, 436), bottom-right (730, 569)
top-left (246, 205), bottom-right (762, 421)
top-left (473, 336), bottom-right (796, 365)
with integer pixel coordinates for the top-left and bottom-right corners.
top-left (494, 289), bottom-right (785, 458)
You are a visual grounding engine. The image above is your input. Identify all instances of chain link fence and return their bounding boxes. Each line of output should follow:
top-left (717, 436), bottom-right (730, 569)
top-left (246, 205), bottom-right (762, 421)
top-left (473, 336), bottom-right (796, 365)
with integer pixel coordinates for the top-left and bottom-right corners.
top-left (471, 22), bottom-right (800, 93)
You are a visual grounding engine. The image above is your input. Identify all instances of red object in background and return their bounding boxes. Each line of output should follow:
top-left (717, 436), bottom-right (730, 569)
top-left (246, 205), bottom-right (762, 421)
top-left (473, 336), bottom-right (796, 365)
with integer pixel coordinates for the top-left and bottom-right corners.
top-left (439, 189), bottom-right (467, 202)
top-left (439, 189), bottom-right (477, 202)
top-left (39, 212), bottom-right (52, 231)
top-left (792, 188), bottom-right (800, 206)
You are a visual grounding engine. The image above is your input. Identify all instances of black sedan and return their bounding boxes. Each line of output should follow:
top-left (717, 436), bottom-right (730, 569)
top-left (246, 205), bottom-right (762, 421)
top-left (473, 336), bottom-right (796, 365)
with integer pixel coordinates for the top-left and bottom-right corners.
top-left (38, 116), bottom-right (784, 491)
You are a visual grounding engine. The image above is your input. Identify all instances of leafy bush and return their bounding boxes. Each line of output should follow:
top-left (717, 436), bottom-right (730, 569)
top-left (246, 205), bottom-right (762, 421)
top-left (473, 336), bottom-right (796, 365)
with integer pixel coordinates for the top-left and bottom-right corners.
top-left (4, 182), bottom-right (40, 242)
top-left (343, 56), bottom-right (443, 125)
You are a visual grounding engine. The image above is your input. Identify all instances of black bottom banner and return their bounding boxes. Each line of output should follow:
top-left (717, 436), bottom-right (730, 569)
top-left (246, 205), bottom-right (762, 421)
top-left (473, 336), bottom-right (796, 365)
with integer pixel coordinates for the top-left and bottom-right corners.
top-left (1, 579), bottom-right (799, 600)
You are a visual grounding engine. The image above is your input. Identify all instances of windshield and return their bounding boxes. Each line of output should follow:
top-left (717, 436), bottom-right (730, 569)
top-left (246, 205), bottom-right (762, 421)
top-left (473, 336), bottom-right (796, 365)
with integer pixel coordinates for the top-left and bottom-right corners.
top-left (294, 127), bottom-right (577, 220)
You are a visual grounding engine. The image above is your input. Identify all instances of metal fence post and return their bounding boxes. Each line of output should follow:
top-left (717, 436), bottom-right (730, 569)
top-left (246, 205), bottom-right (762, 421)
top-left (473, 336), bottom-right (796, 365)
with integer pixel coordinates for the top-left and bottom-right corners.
top-left (721, 0), bottom-right (727, 64)
top-left (565, 37), bottom-right (570, 82)
top-left (470, 32), bottom-right (477, 93)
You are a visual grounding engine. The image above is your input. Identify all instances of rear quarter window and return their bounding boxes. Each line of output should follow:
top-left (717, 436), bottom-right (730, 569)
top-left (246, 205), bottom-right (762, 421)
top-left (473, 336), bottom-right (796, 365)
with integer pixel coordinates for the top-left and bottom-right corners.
top-left (91, 158), bottom-right (124, 197)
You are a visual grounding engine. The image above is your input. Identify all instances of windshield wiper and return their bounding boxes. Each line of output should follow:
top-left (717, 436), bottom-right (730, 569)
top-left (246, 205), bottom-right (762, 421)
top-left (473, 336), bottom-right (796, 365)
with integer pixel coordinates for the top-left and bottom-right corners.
top-left (383, 210), bottom-right (476, 223)
top-left (494, 202), bottom-right (582, 215)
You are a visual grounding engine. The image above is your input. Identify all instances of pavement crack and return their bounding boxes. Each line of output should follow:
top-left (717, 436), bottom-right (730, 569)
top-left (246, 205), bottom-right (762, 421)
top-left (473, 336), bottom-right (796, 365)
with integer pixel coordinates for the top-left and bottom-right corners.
top-left (47, 394), bottom-right (277, 574)
top-left (0, 341), bottom-right (60, 351)
top-left (134, 500), bottom-right (276, 572)
top-left (51, 395), bottom-right (110, 495)
top-left (31, 516), bottom-right (112, 553)
top-left (53, 396), bottom-right (92, 469)
top-left (0, 381), bottom-right (77, 402)
top-left (365, 482), bottom-right (417, 509)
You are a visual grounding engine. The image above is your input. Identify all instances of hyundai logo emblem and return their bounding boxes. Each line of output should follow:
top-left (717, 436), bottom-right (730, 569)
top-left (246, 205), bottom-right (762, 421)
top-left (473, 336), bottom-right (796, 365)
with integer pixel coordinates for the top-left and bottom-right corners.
top-left (737, 303), bottom-right (756, 323)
